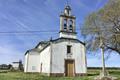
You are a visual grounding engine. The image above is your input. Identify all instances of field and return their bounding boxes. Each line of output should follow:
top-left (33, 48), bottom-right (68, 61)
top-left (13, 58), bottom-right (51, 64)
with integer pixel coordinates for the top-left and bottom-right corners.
top-left (0, 69), bottom-right (120, 80)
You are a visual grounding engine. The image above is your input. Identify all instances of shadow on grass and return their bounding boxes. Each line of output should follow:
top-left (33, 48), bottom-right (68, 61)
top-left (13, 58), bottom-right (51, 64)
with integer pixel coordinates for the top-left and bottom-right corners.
top-left (87, 73), bottom-right (99, 76)
top-left (109, 70), bottom-right (120, 75)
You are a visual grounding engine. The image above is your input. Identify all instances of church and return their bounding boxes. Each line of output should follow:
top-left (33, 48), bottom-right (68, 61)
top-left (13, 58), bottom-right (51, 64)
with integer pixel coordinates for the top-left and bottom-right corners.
top-left (24, 5), bottom-right (87, 77)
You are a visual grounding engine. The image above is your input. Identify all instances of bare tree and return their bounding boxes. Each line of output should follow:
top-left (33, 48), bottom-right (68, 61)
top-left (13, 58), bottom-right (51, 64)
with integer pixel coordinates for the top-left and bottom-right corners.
top-left (82, 0), bottom-right (120, 54)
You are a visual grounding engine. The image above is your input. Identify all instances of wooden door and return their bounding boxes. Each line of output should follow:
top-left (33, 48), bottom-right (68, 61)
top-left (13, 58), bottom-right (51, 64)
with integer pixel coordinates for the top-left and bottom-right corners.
top-left (65, 60), bottom-right (74, 77)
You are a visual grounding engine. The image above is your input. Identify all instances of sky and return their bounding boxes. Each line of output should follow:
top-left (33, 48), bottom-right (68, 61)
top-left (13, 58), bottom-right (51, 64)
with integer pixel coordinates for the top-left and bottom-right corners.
top-left (0, 0), bottom-right (120, 67)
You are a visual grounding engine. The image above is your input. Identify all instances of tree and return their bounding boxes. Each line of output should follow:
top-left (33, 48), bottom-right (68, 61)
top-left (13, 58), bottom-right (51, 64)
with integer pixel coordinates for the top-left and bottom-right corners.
top-left (82, 0), bottom-right (120, 54)
top-left (8, 64), bottom-right (12, 69)
top-left (19, 60), bottom-right (24, 71)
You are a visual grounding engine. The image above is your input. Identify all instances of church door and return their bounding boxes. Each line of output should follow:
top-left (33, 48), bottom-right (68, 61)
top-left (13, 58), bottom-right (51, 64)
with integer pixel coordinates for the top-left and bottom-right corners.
top-left (65, 60), bottom-right (75, 77)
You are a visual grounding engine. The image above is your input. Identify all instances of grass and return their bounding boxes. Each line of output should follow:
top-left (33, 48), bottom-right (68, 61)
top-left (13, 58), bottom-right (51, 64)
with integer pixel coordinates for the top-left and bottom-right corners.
top-left (0, 69), bottom-right (120, 80)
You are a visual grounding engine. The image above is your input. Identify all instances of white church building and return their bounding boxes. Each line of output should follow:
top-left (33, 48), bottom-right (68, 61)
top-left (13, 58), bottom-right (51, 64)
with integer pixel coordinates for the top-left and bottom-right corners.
top-left (24, 5), bottom-right (87, 77)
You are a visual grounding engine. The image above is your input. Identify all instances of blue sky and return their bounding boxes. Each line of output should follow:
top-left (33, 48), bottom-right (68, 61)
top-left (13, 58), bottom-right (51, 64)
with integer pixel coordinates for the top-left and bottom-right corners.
top-left (0, 0), bottom-right (120, 67)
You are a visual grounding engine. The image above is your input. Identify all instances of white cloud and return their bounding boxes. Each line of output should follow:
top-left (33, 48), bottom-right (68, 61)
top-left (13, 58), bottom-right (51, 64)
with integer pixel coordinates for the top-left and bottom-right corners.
top-left (87, 57), bottom-right (101, 67)
top-left (0, 44), bottom-right (23, 64)
top-left (87, 53), bottom-right (120, 67)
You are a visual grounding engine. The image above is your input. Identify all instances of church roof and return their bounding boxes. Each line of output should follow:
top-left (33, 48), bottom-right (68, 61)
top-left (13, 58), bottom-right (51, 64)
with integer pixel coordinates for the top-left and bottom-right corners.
top-left (35, 41), bottom-right (50, 48)
top-left (25, 38), bottom-right (85, 55)
top-left (52, 37), bottom-right (85, 45)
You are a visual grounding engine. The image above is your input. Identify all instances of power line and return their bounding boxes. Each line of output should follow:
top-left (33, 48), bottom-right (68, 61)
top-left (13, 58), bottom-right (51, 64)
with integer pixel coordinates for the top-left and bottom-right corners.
top-left (0, 30), bottom-right (58, 34)
top-left (0, 29), bottom-right (118, 33)
top-left (0, 28), bottom-right (119, 35)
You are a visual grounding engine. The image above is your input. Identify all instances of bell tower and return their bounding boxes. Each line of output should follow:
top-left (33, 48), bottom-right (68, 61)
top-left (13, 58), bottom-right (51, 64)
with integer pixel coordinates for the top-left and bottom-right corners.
top-left (59, 5), bottom-right (77, 39)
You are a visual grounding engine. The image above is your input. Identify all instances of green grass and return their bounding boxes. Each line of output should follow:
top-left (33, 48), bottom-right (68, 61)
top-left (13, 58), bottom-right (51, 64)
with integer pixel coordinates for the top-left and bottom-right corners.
top-left (0, 69), bottom-right (120, 80)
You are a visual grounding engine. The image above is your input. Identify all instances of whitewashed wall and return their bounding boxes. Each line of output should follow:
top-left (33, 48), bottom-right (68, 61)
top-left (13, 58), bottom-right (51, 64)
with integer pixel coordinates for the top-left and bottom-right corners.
top-left (12, 63), bottom-right (19, 70)
top-left (40, 46), bottom-right (51, 74)
top-left (24, 40), bottom-right (86, 74)
top-left (51, 42), bottom-right (65, 73)
top-left (24, 53), bottom-right (28, 72)
top-left (24, 51), bottom-right (40, 72)
top-left (51, 41), bottom-right (87, 74)
top-left (74, 44), bottom-right (87, 73)
top-left (60, 33), bottom-right (77, 39)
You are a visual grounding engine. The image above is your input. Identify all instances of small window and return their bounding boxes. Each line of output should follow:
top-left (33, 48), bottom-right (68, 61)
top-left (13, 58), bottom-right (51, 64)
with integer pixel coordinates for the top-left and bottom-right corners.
top-left (67, 45), bottom-right (72, 54)
top-left (32, 66), bottom-right (36, 70)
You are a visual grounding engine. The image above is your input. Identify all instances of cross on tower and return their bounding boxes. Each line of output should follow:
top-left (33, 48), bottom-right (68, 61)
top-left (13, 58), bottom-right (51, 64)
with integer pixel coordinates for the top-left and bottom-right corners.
top-left (66, 0), bottom-right (69, 6)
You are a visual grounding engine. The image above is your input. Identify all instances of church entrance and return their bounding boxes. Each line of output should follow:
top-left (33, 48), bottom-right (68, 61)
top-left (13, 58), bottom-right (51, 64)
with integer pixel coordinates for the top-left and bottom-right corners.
top-left (65, 60), bottom-right (75, 77)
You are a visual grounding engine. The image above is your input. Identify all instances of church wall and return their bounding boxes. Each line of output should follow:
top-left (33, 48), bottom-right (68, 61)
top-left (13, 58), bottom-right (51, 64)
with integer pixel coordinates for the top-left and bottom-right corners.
top-left (74, 44), bottom-right (87, 74)
top-left (51, 41), bottom-right (87, 75)
top-left (60, 33), bottom-right (77, 39)
top-left (40, 46), bottom-right (51, 74)
top-left (24, 53), bottom-right (28, 72)
top-left (25, 51), bottom-right (40, 72)
top-left (51, 42), bottom-right (65, 74)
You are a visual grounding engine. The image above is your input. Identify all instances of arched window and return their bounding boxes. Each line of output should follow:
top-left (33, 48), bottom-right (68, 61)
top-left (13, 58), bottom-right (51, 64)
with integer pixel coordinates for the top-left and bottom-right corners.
top-left (69, 20), bottom-right (73, 32)
top-left (64, 19), bottom-right (67, 31)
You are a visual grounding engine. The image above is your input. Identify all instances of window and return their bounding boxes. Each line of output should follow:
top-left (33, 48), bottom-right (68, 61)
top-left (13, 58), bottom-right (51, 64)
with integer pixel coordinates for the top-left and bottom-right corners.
top-left (32, 66), bottom-right (36, 70)
top-left (67, 45), bottom-right (72, 54)
top-left (69, 25), bottom-right (73, 32)
top-left (69, 20), bottom-right (73, 32)
top-left (64, 19), bottom-right (67, 31)
top-left (64, 24), bottom-right (67, 30)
